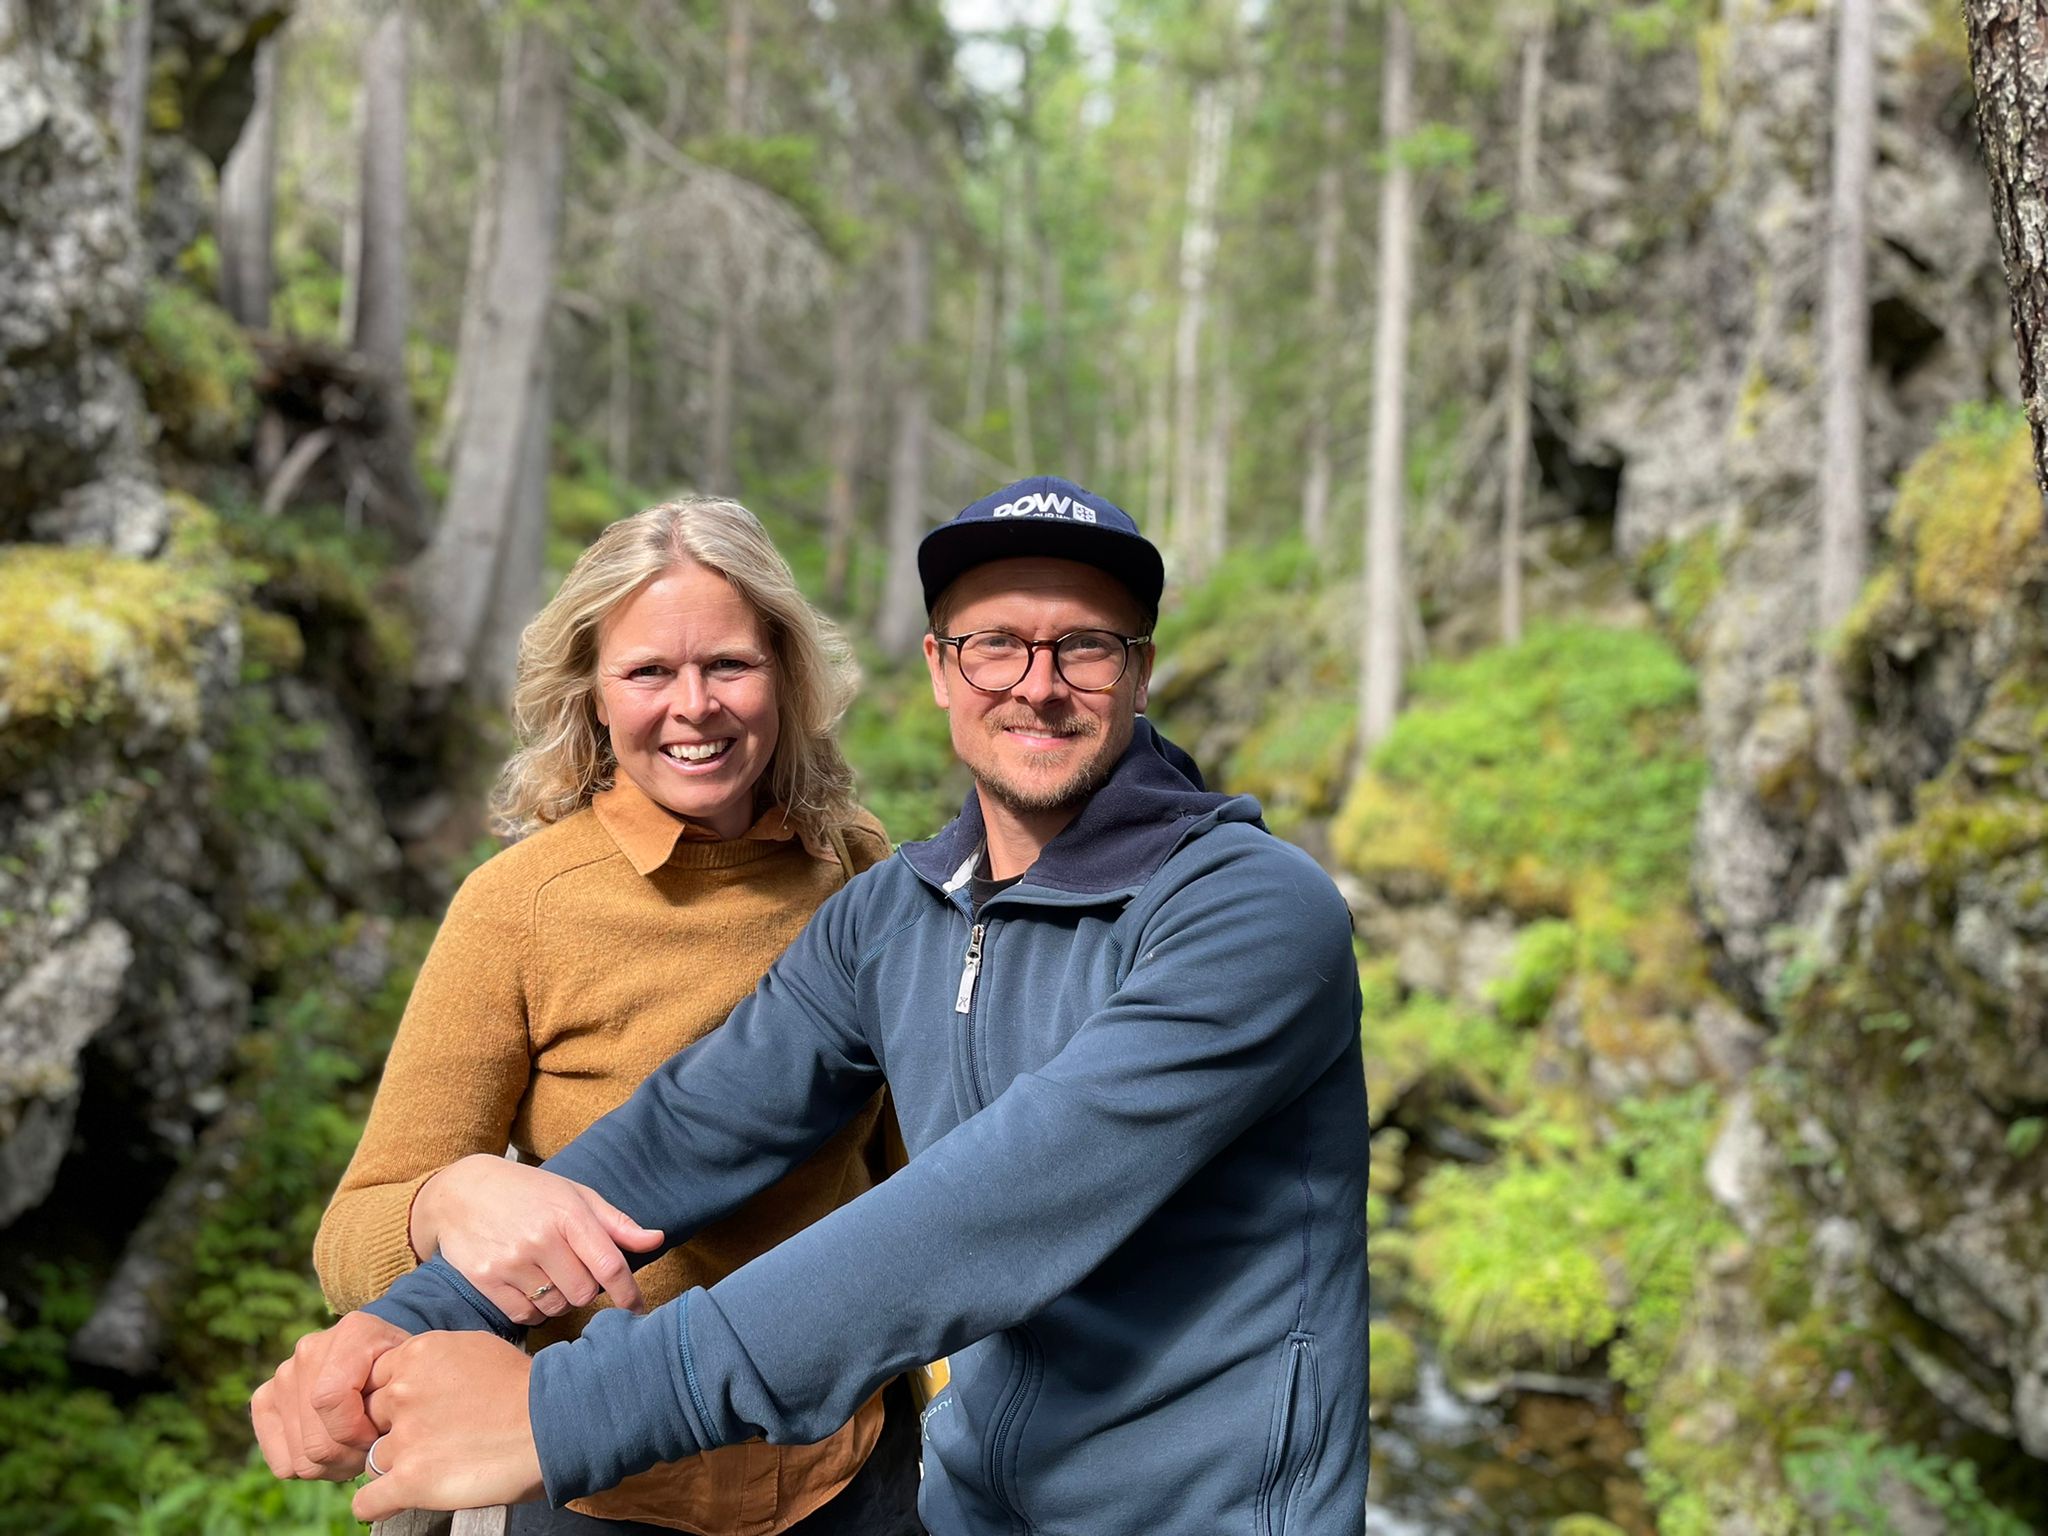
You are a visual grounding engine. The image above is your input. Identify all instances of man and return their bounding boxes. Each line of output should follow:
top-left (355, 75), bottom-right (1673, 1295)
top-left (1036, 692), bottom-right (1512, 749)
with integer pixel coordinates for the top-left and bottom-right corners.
top-left (253, 476), bottom-right (1370, 1532)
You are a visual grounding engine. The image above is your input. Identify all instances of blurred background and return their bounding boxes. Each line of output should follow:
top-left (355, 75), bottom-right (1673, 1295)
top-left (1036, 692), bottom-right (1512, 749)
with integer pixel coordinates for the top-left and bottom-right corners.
top-left (3, 0), bottom-right (2046, 1529)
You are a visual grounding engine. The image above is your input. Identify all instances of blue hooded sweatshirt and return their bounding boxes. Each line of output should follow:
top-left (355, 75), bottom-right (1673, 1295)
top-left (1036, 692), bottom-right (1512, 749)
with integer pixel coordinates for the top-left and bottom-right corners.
top-left (366, 720), bottom-right (1371, 1534)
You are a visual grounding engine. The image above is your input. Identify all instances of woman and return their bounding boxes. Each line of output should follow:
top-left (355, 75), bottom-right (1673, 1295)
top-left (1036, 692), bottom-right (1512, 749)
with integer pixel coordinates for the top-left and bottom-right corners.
top-left (313, 498), bottom-right (920, 1535)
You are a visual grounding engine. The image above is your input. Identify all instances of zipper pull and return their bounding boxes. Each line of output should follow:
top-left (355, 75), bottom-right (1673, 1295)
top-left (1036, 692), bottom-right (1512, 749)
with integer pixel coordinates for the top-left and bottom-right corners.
top-left (954, 923), bottom-right (985, 1014)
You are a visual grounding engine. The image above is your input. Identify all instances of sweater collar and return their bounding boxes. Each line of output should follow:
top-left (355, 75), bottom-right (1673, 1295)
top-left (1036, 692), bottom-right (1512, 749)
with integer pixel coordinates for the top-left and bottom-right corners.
top-left (592, 775), bottom-right (832, 876)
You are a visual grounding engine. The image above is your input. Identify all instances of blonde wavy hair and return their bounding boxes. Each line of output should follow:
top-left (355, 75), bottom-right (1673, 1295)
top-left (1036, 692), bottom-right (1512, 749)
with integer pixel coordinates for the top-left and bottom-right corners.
top-left (491, 498), bottom-right (862, 842)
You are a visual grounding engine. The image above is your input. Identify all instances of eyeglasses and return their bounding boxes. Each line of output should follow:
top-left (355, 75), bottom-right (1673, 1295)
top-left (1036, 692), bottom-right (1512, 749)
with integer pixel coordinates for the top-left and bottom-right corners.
top-left (933, 629), bottom-right (1152, 693)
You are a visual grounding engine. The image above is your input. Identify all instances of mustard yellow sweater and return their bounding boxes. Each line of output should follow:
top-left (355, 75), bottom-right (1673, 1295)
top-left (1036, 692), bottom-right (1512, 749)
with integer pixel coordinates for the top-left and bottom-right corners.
top-left (314, 777), bottom-right (892, 1536)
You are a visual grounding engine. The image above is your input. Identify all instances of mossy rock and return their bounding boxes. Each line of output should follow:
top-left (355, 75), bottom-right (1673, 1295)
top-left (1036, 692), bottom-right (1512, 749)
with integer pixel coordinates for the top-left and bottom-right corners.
top-left (130, 280), bottom-right (259, 460)
top-left (1368, 1319), bottom-right (1420, 1411)
top-left (1843, 404), bottom-right (2042, 671)
top-left (1360, 958), bottom-right (1529, 1125)
top-left (1333, 624), bottom-right (1706, 918)
top-left (0, 535), bottom-right (232, 774)
top-left (1550, 1517), bottom-right (1628, 1536)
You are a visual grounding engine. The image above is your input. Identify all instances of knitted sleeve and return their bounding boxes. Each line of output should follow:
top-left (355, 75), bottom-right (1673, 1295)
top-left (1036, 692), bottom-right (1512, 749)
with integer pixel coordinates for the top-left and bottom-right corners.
top-left (312, 855), bottom-right (534, 1313)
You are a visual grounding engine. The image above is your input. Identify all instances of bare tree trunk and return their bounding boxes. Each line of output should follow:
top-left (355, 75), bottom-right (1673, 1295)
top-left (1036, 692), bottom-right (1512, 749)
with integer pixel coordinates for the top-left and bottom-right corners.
top-left (877, 227), bottom-right (931, 655)
top-left (1001, 184), bottom-right (1036, 469)
top-left (608, 302), bottom-right (632, 488)
top-left (1300, 0), bottom-right (1347, 551)
top-left (706, 266), bottom-right (738, 495)
top-left (411, 21), bottom-right (566, 692)
top-left (343, 1), bottom-right (430, 544)
top-left (1966, 0), bottom-right (2048, 488)
top-left (1144, 371), bottom-right (1169, 529)
top-left (965, 265), bottom-right (994, 429)
top-left (112, 0), bottom-right (152, 220)
top-left (704, 2), bottom-right (752, 497)
top-left (1017, 48), bottom-right (1079, 471)
top-left (1500, 19), bottom-right (1547, 647)
top-left (1173, 80), bottom-right (1231, 564)
top-left (475, 339), bottom-right (552, 704)
top-left (824, 281), bottom-right (863, 609)
top-left (217, 34), bottom-right (278, 329)
top-left (1359, 1), bottom-right (1414, 751)
top-left (1199, 303), bottom-right (1234, 574)
top-left (350, 3), bottom-right (411, 372)
top-left (431, 71), bottom-right (504, 471)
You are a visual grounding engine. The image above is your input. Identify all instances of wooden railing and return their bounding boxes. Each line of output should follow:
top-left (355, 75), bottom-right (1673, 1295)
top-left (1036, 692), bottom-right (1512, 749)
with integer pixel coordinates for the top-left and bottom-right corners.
top-left (372, 1508), bottom-right (507, 1535)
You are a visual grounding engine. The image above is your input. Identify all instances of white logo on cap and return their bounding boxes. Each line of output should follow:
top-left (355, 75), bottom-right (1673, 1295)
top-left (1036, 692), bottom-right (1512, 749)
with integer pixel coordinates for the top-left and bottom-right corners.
top-left (991, 492), bottom-right (1100, 522)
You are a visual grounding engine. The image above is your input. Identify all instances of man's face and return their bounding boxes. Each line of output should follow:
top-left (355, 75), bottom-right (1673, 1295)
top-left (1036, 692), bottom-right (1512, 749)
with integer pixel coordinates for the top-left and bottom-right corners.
top-left (923, 558), bottom-right (1154, 818)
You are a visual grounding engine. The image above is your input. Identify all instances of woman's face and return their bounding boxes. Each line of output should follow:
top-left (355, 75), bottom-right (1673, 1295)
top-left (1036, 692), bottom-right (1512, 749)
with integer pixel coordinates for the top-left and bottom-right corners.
top-left (594, 561), bottom-right (782, 839)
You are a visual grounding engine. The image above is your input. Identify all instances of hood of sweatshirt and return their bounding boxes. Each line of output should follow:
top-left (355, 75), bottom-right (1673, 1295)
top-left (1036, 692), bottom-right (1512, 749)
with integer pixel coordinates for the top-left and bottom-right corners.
top-left (898, 716), bottom-right (1261, 899)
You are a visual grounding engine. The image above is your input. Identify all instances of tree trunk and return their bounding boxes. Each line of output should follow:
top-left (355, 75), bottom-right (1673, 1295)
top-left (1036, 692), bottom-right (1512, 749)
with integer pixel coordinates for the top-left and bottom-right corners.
top-left (113, 0), bottom-right (152, 221)
top-left (1965, 0), bottom-right (2048, 490)
top-left (350, 3), bottom-right (411, 373)
top-left (431, 71), bottom-right (504, 471)
top-left (1199, 302), bottom-right (1234, 574)
top-left (965, 264), bottom-right (994, 430)
top-left (1300, 0), bottom-right (1347, 552)
top-left (346, 0), bottom-right (430, 545)
top-left (1500, 19), bottom-right (1547, 647)
top-left (475, 339), bottom-right (552, 704)
top-left (877, 227), bottom-right (931, 655)
top-left (824, 280), bottom-right (863, 609)
top-left (1359, 0), bottom-right (1414, 751)
top-left (1173, 80), bottom-right (1232, 565)
top-left (1018, 49), bottom-right (1079, 472)
top-left (706, 269), bottom-right (738, 495)
top-left (217, 33), bottom-right (277, 329)
top-left (410, 20), bottom-right (566, 692)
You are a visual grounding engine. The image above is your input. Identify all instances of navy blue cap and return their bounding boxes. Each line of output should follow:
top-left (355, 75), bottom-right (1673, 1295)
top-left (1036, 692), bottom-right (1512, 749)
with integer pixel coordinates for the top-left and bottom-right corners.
top-left (917, 476), bottom-right (1165, 617)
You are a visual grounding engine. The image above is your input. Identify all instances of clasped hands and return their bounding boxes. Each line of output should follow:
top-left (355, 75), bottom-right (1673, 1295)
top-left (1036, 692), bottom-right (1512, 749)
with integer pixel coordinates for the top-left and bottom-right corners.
top-left (250, 1157), bottom-right (664, 1516)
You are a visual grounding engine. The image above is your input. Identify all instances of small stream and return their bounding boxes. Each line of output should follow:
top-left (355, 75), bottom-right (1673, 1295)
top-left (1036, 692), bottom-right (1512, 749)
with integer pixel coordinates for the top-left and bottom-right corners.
top-left (1368, 1349), bottom-right (1648, 1533)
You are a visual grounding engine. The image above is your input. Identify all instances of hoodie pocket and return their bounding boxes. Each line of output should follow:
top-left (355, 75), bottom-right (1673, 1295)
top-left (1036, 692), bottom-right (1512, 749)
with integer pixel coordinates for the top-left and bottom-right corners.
top-left (1254, 1333), bottom-right (1322, 1536)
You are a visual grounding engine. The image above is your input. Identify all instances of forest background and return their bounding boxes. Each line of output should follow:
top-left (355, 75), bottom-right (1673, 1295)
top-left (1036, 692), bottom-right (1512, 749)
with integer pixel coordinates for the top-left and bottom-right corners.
top-left (4, 0), bottom-right (2048, 1531)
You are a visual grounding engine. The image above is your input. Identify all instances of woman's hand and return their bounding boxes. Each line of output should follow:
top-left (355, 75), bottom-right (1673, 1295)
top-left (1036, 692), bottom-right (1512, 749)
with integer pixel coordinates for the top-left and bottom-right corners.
top-left (409, 1154), bottom-right (665, 1323)
top-left (352, 1333), bottom-right (545, 1522)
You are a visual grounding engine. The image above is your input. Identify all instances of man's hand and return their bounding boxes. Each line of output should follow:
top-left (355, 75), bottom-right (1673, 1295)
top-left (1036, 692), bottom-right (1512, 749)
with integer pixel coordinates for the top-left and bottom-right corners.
top-left (409, 1154), bottom-right (665, 1323)
top-left (251, 1310), bottom-right (410, 1480)
top-left (351, 1333), bottom-right (545, 1522)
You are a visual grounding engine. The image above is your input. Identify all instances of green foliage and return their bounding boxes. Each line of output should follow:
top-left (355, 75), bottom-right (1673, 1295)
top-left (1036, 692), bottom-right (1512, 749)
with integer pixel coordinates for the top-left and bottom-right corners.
top-left (840, 661), bottom-right (966, 843)
top-left (1843, 401), bottom-right (2040, 662)
top-left (1360, 958), bottom-right (1531, 1123)
top-left (1222, 693), bottom-right (1356, 837)
top-left (213, 499), bottom-right (415, 686)
top-left (130, 281), bottom-right (259, 458)
top-left (1638, 527), bottom-right (1723, 658)
top-left (1783, 1429), bottom-right (2031, 1536)
top-left (1335, 625), bottom-right (1706, 915)
top-left (1368, 1320), bottom-right (1421, 1409)
top-left (1490, 919), bottom-right (1579, 1028)
top-left (0, 500), bottom-right (233, 773)
top-left (1411, 1087), bottom-right (1730, 1385)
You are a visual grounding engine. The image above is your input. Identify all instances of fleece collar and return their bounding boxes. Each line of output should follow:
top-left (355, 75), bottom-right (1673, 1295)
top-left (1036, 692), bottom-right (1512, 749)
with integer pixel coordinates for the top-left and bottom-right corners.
top-left (900, 717), bottom-right (1259, 900)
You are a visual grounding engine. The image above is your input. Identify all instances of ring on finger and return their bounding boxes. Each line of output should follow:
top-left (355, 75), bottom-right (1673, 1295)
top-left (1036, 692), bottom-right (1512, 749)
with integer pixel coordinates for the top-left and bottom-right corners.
top-left (530, 1282), bottom-right (556, 1303)
top-left (366, 1436), bottom-right (388, 1479)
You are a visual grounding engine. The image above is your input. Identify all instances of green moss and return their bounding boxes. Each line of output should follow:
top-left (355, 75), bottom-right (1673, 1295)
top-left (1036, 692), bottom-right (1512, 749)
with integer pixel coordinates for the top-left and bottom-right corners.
top-left (1639, 527), bottom-right (1724, 658)
top-left (130, 281), bottom-right (259, 459)
top-left (1885, 403), bottom-right (2040, 631)
top-left (1551, 1519), bottom-right (1629, 1536)
top-left (1223, 694), bottom-right (1356, 837)
top-left (1410, 1087), bottom-right (1730, 1383)
top-left (1491, 919), bottom-right (1579, 1028)
top-left (0, 535), bottom-right (231, 772)
top-left (1361, 958), bottom-right (1530, 1124)
top-left (1334, 625), bottom-right (1706, 916)
top-left (1368, 1320), bottom-right (1420, 1410)
top-left (214, 501), bottom-right (415, 685)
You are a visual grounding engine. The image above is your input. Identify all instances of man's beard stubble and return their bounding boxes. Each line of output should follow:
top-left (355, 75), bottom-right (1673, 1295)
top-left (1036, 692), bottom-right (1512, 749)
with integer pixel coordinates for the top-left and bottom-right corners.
top-left (974, 708), bottom-right (1122, 815)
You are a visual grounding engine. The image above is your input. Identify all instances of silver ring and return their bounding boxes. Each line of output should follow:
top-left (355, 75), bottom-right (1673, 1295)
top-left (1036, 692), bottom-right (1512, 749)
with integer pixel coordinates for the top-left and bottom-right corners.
top-left (530, 1282), bottom-right (556, 1303)
top-left (365, 1436), bottom-right (388, 1478)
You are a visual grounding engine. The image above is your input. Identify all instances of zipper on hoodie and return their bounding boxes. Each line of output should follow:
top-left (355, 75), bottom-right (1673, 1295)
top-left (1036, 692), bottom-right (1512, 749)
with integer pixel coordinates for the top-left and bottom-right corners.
top-left (954, 922), bottom-right (985, 1014)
